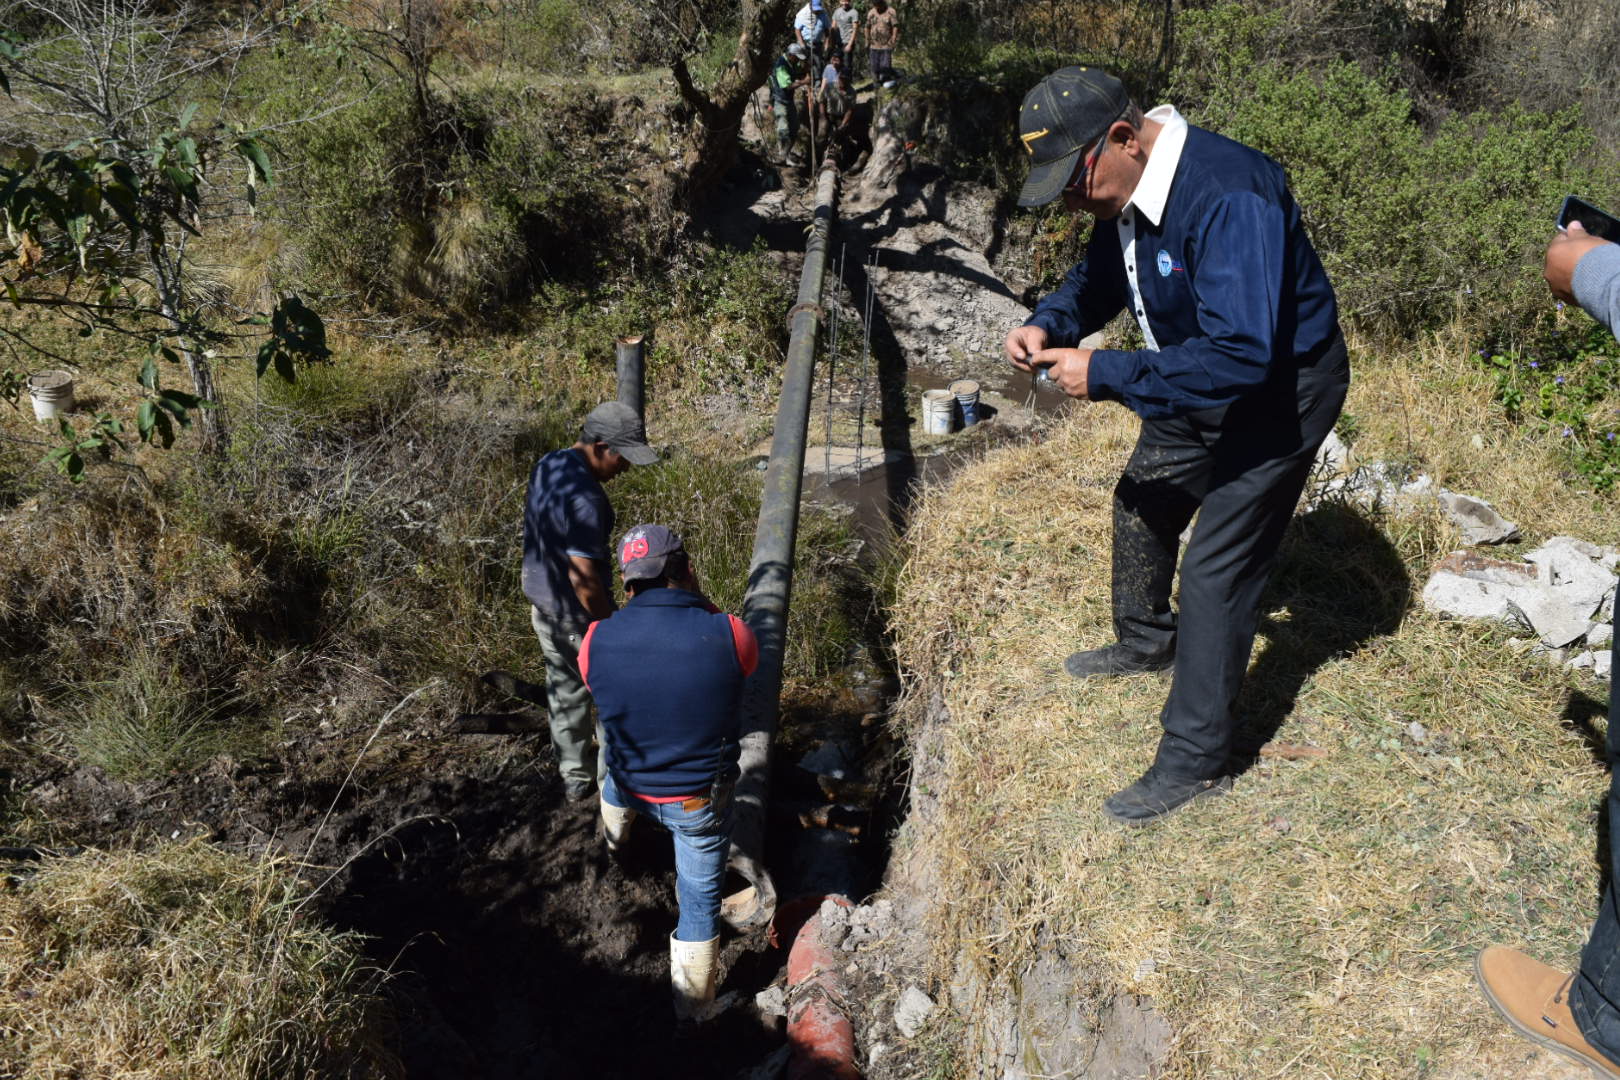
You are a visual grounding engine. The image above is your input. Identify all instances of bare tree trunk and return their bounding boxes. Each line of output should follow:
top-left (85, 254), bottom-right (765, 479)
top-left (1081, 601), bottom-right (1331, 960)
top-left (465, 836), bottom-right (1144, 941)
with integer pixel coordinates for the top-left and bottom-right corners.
top-left (671, 0), bottom-right (800, 204)
top-left (151, 241), bottom-right (228, 454)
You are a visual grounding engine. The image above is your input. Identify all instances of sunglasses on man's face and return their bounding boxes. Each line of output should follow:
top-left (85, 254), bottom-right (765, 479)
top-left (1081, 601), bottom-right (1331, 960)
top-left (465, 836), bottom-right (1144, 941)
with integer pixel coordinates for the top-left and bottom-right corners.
top-left (1062, 131), bottom-right (1110, 195)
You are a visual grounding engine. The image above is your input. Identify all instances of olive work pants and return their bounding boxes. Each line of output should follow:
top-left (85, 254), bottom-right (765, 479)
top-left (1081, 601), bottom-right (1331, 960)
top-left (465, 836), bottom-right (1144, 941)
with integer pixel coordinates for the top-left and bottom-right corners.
top-left (1572, 641), bottom-right (1620, 1059)
top-left (1108, 334), bottom-right (1350, 781)
top-left (530, 607), bottom-right (606, 789)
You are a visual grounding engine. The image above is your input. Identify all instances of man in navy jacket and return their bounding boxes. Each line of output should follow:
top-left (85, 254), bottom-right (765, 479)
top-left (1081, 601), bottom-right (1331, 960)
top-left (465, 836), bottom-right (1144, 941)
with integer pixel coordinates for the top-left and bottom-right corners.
top-left (1003, 67), bottom-right (1350, 825)
top-left (579, 524), bottom-right (758, 1020)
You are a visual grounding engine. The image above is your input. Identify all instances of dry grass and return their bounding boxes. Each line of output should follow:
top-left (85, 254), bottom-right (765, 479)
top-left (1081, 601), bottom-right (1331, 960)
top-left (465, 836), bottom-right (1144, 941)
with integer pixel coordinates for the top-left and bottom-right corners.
top-left (0, 841), bottom-right (396, 1079)
top-left (891, 333), bottom-right (1617, 1078)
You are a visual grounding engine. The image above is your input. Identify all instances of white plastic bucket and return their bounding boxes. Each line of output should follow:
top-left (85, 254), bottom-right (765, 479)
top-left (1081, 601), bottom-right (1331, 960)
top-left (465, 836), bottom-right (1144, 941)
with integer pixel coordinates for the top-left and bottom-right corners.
top-left (950, 379), bottom-right (981, 426)
top-left (921, 389), bottom-right (956, 435)
top-left (28, 370), bottom-right (75, 421)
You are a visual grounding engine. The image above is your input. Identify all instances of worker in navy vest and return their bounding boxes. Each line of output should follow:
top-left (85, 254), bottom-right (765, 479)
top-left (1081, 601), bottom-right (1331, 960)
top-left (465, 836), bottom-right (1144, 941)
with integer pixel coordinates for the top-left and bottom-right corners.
top-left (1003, 67), bottom-right (1350, 825)
top-left (578, 524), bottom-right (758, 1020)
top-left (521, 401), bottom-right (657, 803)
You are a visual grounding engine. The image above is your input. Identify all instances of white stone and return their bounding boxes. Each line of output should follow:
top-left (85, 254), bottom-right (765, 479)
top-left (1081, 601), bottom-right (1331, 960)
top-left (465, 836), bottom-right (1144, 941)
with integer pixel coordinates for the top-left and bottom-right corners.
top-left (894, 986), bottom-right (937, 1038)
top-left (1590, 623), bottom-right (1614, 648)
top-left (1570, 651), bottom-right (1596, 670)
top-left (1421, 571), bottom-right (1527, 621)
top-left (1437, 490), bottom-right (1520, 545)
top-left (1599, 651), bottom-right (1613, 679)
top-left (1314, 431), bottom-right (1350, 475)
top-left (1508, 587), bottom-right (1594, 648)
top-left (754, 985), bottom-right (787, 1017)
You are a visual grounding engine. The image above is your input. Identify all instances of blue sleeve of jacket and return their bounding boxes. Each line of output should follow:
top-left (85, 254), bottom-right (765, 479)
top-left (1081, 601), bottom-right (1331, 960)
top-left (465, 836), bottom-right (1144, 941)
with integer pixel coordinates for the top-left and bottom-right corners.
top-left (1023, 225), bottom-right (1128, 348)
top-left (1573, 243), bottom-right (1620, 339)
top-left (1087, 191), bottom-right (1285, 419)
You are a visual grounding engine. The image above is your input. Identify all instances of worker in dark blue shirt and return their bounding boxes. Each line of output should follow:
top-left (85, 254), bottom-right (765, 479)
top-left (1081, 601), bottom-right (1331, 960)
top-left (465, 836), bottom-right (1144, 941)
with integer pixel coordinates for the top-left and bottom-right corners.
top-left (1003, 66), bottom-right (1351, 825)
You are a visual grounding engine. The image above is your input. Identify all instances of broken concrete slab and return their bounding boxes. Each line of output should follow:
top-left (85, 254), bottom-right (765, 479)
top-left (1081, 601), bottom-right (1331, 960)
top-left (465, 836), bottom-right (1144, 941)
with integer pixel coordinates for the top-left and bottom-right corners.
top-left (1599, 651), bottom-right (1613, 679)
top-left (1591, 623), bottom-right (1614, 648)
top-left (1436, 490), bottom-right (1520, 545)
top-left (1507, 588), bottom-right (1592, 648)
top-left (1526, 538), bottom-right (1618, 597)
top-left (1421, 571), bottom-right (1528, 621)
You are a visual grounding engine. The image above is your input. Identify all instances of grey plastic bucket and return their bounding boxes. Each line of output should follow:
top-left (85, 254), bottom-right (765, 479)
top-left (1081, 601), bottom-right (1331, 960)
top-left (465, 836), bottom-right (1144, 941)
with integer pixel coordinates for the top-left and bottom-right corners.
top-left (921, 389), bottom-right (956, 435)
top-left (950, 379), bottom-right (981, 426)
top-left (28, 370), bottom-right (74, 422)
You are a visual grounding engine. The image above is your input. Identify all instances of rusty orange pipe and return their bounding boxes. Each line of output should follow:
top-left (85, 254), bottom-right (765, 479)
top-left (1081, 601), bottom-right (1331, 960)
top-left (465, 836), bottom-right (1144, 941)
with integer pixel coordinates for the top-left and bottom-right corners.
top-left (784, 895), bottom-right (861, 1080)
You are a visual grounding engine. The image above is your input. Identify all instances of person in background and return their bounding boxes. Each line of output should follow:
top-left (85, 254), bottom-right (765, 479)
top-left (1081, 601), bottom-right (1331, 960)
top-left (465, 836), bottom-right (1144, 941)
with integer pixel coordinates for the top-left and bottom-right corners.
top-left (580, 525), bottom-right (758, 1021)
top-left (1476, 219), bottom-right (1620, 1079)
top-left (864, 0), bottom-right (898, 87)
top-left (770, 44), bottom-right (812, 165)
top-left (817, 50), bottom-right (853, 144)
top-left (830, 0), bottom-right (860, 76)
top-left (793, 0), bottom-right (831, 70)
top-left (1002, 67), bottom-right (1349, 825)
top-left (521, 401), bottom-right (657, 802)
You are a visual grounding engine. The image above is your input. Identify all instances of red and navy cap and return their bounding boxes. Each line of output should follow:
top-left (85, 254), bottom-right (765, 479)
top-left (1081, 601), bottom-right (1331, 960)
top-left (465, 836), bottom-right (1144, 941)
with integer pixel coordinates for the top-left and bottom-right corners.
top-left (618, 523), bottom-right (685, 581)
top-left (1017, 67), bottom-right (1131, 208)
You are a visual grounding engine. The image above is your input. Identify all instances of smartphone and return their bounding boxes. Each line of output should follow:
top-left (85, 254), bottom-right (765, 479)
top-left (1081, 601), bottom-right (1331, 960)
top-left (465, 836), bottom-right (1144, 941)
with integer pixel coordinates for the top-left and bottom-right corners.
top-left (1558, 195), bottom-right (1620, 242)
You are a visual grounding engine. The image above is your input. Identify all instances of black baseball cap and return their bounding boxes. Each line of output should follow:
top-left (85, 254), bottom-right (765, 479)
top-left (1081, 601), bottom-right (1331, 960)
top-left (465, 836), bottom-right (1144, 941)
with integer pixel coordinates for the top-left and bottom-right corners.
top-left (1017, 67), bottom-right (1131, 208)
top-left (581, 401), bottom-right (657, 465)
top-left (618, 523), bottom-right (685, 581)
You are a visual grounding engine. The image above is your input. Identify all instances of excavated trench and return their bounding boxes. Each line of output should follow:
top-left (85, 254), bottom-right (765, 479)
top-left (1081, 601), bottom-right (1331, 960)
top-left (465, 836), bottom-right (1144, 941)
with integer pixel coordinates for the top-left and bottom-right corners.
top-left (16, 93), bottom-right (1057, 1079)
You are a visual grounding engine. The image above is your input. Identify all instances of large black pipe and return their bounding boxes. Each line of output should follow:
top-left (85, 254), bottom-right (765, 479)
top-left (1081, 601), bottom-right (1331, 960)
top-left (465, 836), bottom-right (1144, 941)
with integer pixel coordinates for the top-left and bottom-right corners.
top-left (725, 164), bottom-right (840, 928)
top-left (615, 336), bottom-right (646, 420)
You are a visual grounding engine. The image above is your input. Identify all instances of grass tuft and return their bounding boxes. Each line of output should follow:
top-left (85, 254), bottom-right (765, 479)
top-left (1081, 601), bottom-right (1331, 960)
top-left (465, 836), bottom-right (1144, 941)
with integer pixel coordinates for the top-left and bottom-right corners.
top-left (0, 841), bottom-right (397, 1079)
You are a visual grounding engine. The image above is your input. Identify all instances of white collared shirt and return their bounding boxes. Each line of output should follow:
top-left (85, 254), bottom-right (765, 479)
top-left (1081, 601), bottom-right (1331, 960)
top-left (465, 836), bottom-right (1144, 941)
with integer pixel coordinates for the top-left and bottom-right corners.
top-left (1115, 105), bottom-right (1188, 352)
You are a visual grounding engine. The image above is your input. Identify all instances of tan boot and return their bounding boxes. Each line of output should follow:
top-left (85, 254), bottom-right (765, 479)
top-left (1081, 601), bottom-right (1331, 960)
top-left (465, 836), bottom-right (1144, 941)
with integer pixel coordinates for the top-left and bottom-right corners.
top-left (669, 932), bottom-right (719, 1022)
top-left (1475, 946), bottom-right (1620, 1078)
top-left (599, 798), bottom-right (636, 853)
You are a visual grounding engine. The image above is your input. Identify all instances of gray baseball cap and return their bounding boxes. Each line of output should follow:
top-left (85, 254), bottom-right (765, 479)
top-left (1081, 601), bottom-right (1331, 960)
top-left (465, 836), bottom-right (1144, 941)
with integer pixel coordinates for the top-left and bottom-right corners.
top-left (581, 401), bottom-right (657, 466)
top-left (618, 523), bottom-right (685, 581)
top-left (1017, 67), bottom-right (1131, 207)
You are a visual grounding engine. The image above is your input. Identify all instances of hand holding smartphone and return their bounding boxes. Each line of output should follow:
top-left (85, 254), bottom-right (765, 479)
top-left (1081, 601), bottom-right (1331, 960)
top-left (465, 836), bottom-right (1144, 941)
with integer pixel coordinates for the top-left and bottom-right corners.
top-left (1557, 196), bottom-right (1620, 242)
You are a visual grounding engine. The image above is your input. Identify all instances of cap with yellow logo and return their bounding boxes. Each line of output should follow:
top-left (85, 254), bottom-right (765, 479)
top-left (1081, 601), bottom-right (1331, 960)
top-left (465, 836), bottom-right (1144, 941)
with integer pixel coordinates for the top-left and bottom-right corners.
top-left (1017, 67), bottom-right (1131, 207)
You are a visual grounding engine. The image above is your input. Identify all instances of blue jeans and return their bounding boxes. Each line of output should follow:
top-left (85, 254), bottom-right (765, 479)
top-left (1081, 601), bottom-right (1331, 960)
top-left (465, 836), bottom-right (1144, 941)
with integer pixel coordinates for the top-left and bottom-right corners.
top-left (1572, 636), bottom-right (1620, 1058)
top-left (602, 772), bottom-right (732, 942)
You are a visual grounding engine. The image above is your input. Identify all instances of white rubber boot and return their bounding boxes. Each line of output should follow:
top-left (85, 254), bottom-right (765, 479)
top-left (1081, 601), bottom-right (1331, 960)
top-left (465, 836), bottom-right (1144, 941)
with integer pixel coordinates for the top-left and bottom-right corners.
top-left (669, 932), bottom-right (719, 1021)
top-left (599, 797), bottom-right (636, 853)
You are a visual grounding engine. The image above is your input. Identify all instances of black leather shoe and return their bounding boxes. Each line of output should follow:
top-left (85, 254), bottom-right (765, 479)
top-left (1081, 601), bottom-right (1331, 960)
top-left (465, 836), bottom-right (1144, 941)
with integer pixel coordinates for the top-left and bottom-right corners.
top-left (1063, 644), bottom-right (1174, 679)
top-left (1102, 767), bottom-right (1232, 826)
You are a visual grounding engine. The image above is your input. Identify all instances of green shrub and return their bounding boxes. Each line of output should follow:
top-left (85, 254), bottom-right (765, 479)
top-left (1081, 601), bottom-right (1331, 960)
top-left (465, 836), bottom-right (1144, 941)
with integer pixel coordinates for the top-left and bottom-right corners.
top-left (1482, 311), bottom-right (1620, 490)
top-left (1175, 38), bottom-right (1620, 337)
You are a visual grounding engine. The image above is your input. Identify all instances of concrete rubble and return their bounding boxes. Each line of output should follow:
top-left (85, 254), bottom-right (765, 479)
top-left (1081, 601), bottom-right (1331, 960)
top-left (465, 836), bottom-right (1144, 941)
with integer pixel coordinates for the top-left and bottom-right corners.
top-left (1308, 439), bottom-right (1615, 677)
top-left (1420, 539), bottom-right (1618, 678)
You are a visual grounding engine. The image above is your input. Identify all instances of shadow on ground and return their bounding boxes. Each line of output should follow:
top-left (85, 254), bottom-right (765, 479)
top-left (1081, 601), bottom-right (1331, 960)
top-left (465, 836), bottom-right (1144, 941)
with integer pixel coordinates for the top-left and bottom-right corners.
top-left (1231, 501), bottom-right (1412, 771)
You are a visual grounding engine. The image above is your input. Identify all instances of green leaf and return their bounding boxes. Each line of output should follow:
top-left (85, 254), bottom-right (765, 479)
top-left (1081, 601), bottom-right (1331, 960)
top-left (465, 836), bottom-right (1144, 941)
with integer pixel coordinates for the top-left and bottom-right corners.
top-left (178, 102), bottom-right (199, 130)
top-left (174, 136), bottom-right (199, 168)
top-left (158, 346), bottom-right (181, 366)
top-left (256, 340), bottom-right (275, 378)
top-left (235, 137), bottom-right (272, 187)
top-left (137, 399), bottom-right (156, 441)
top-left (139, 356), bottom-right (159, 391)
top-left (162, 165), bottom-right (198, 205)
top-left (158, 388), bottom-right (203, 410)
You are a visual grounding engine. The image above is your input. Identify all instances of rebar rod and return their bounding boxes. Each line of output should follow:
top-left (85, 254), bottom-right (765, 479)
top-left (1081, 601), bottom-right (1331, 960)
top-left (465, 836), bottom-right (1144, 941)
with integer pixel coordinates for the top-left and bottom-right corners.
top-left (726, 162), bottom-right (840, 928)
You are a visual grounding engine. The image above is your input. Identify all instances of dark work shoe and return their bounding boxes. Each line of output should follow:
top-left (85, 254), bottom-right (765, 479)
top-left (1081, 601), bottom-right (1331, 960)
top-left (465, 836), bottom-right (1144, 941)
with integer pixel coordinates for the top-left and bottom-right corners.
top-left (564, 778), bottom-right (596, 803)
top-left (1063, 644), bottom-right (1174, 679)
top-left (1102, 767), bottom-right (1232, 826)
